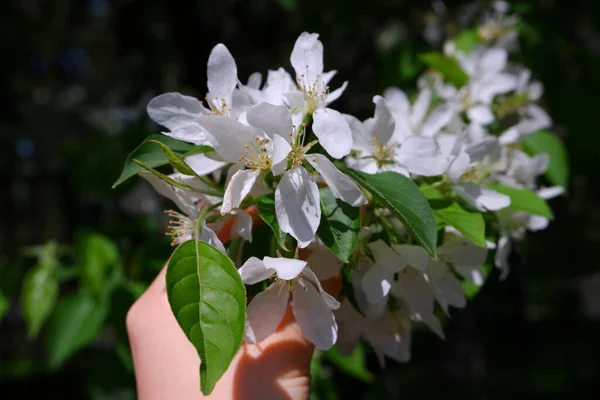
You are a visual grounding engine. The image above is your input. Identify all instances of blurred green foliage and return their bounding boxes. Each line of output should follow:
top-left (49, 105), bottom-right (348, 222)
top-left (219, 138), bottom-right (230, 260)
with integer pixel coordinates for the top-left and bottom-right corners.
top-left (0, 0), bottom-right (599, 398)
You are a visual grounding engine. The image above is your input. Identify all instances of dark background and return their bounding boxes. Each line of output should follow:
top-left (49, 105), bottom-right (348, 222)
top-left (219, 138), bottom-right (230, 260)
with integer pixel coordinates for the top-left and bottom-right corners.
top-left (1, 0), bottom-right (599, 398)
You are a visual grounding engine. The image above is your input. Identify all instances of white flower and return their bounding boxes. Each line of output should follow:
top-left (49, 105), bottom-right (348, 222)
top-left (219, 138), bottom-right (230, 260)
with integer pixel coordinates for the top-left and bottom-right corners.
top-left (444, 133), bottom-right (511, 212)
top-left (285, 32), bottom-right (353, 159)
top-left (244, 102), bottom-right (367, 247)
top-left (242, 68), bottom-right (296, 106)
top-left (139, 171), bottom-right (225, 251)
top-left (383, 87), bottom-right (455, 141)
top-left (438, 233), bottom-right (488, 286)
top-left (336, 300), bottom-right (412, 366)
top-left (147, 44), bottom-right (245, 145)
top-left (239, 256), bottom-right (340, 350)
top-left (198, 115), bottom-right (281, 215)
top-left (345, 96), bottom-right (448, 176)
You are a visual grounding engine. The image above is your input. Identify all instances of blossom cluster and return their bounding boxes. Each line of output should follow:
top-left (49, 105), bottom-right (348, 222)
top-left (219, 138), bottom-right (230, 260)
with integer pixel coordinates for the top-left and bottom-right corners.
top-left (132, 2), bottom-right (564, 367)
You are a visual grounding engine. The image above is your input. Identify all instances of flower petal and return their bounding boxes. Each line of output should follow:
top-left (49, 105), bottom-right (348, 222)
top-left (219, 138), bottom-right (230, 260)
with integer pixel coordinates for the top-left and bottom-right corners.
top-left (246, 102), bottom-right (293, 140)
top-left (427, 260), bottom-right (466, 312)
top-left (245, 283), bottom-right (289, 344)
top-left (292, 282), bottom-right (338, 350)
top-left (183, 153), bottom-right (227, 176)
top-left (147, 93), bottom-right (207, 143)
top-left (467, 105), bottom-right (495, 125)
top-left (480, 48), bottom-right (508, 75)
top-left (207, 44), bottom-right (238, 109)
top-left (139, 171), bottom-right (199, 218)
top-left (383, 87), bottom-right (410, 115)
top-left (306, 248), bottom-right (343, 280)
top-left (363, 95), bottom-right (395, 146)
top-left (324, 81), bottom-right (348, 106)
top-left (369, 239), bottom-right (405, 272)
top-left (232, 210), bottom-right (253, 242)
top-left (312, 108), bottom-right (353, 159)
top-left (199, 115), bottom-right (260, 163)
top-left (391, 271), bottom-right (435, 321)
top-left (476, 73), bottom-right (517, 104)
top-left (263, 257), bottom-right (307, 280)
top-left (421, 103), bottom-right (455, 137)
top-left (246, 72), bottom-right (262, 89)
top-left (494, 235), bottom-right (511, 280)
top-left (453, 183), bottom-right (511, 211)
top-left (438, 238), bottom-right (488, 267)
top-left (391, 244), bottom-right (429, 271)
top-left (302, 267), bottom-right (340, 310)
top-left (344, 114), bottom-right (371, 153)
top-left (305, 154), bottom-right (367, 206)
top-left (290, 32), bottom-right (324, 85)
top-left (410, 88), bottom-right (432, 127)
top-left (222, 169), bottom-right (260, 214)
top-left (275, 167), bottom-right (321, 248)
top-left (362, 263), bottom-right (393, 304)
top-left (272, 134), bottom-right (292, 176)
top-left (447, 151), bottom-right (471, 182)
top-left (239, 257), bottom-right (274, 284)
top-left (396, 137), bottom-right (448, 176)
top-left (199, 222), bottom-right (226, 254)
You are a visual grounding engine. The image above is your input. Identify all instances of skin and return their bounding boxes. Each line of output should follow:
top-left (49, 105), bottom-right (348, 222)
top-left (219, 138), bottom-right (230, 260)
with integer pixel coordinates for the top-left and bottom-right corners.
top-left (126, 208), bottom-right (339, 399)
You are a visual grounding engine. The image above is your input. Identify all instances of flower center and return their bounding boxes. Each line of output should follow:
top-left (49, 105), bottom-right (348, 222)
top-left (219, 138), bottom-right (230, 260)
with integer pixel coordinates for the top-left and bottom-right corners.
top-left (371, 138), bottom-right (397, 167)
top-left (297, 73), bottom-right (329, 114)
top-left (237, 136), bottom-right (272, 172)
top-left (165, 210), bottom-right (196, 246)
top-left (206, 96), bottom-right (232, 116)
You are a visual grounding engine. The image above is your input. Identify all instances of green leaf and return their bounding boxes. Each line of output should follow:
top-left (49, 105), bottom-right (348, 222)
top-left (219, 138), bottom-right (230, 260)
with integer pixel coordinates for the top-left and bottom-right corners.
top-left (78, 233), bottom-right (120, 295)
top-left (487, 184), bottom-right (554, 219)
top-left (166, 240), bottom-right (246, 395)
top-left (317, 187), bottom-right (361, 263)
top-left (421, 185), bottom-right (486, 247)
top-left (454, 29), bottom-right (481, 53)
top-left (522, 130), bottom-right (569, 188)
top-left (150, 139), bottom-right (197, 176)
top-left (21, 265), bottom-right (59, 338)
top-left (324, 344), bottom-right (374, 383)
top-left (420, 52), bottom-right (469, 88)
top-left (462, 264), bottom-right (492, 299)
top-left (133, 159), bottom-right (196, 190)
top-left (46, 294), bottom-right (109, 369)
top-left (344, 169), bottom-right (438, 256)
top-left (112, 134), bottom-right (212, 188)
top-left (0, 291), bottom-right (9, 323)
top-left (256, 195), bottom-right (288, 251)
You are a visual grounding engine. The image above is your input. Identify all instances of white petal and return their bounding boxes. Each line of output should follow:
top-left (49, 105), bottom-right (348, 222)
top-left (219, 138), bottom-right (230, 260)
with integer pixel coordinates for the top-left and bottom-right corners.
top-left (264, 257), bottom-right (307, 280)
top-left (344, 114), bottom-right (371, 153)
top-left (421, 103), bottom-right (455, 137)
top-left (239, 257), bottom-right (273, 284)
top-left (447, 151), bottom-right (471, 182)
top-left (199, 115), bottom-right (260, 163)
top-left (396, 137), bottom-right (448, 176)
top-left (207, 44), bottom-right (238, 109)
top-left (199, 223), bottom-right (226, 253)
top-left (494, 235), bottom-right (511, 280)
top-left (302, 267), bottom-right (340, 310)
top-left (222, 169), bottom-right (259, 214)
top-left (476, 73), bottom-right (517, 104)
top-left (232, 210), bottom-right (253, 242)
top-left (290, 32), bottom-right (324, 85)
top-left (391, 271), bottom-right (435, 320)
top-left (391, 244), bottom-right (429, 271)
top-left (272, 134), bottom-right (292, 176)
top-left (305, 154), bottom-right (367, 207)
top-left (245, 283), bottom-right (289, 344)
top-left (369, 239), bottom-right (405, 272)
top-left (410, 88), bottom-right (432, 127)
top-left (183, 153), bottom-right (227, 176)
top-left (321, 70), bottom-right (337, 85)
top-left (246, 72), bottom-right (262, 89)
top-left (139, 171), bottom-right (199, 217)
top-left (275, 167), bottom-right (321, 248)
top-left (428, 260), bottom-right (466, 311)
top-left (312, 108), bottom-right (353, 159)
top-left (324, 81), bottom-right (348, 106)
top-left (292, 282), bottom-right (338, 350)
top-left (438, 238), bottom-right (488, 267)
top-left (364, 96), bottom-right (395, 146)
top-left (467, 105), bottom-right (495, 125)
top-left (466, 136), bottom-right (501, 163)
top-left (284, 91), bottom-right (306, 110)
top-left (537, 186), bottom-right (564, 199)
top-left (499, 127), bottom-right (520, 145)
top-left (346, 157), bottom-right (379, 174)
top-left (263, 68), bottom-right (295, 105)
top-left (246, 102), bottom-right (293, 140)
top-left (147, 93), bottom-right (207, 143)
top-left (383, 87), bottom-right (410, 114)
top-left (480, 48), bottom-right (508, 75)
top-left (362, 264), bottom-right (393, 304)
top-left (453, 183), bottom-right (511, 211)
top-left (307, 248), bottom-right (343, 280)
top-left (527, 215), bottom-right (549, 231)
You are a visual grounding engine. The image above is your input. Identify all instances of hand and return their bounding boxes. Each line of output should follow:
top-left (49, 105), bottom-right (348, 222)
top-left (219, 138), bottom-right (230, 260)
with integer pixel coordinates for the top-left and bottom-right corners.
top-left (126, 265), bottom-right (314, 400)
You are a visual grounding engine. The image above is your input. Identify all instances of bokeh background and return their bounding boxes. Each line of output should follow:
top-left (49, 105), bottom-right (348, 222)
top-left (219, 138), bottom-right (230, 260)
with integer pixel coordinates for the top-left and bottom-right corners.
top-left (1, 0), bottom-right (599, 398)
